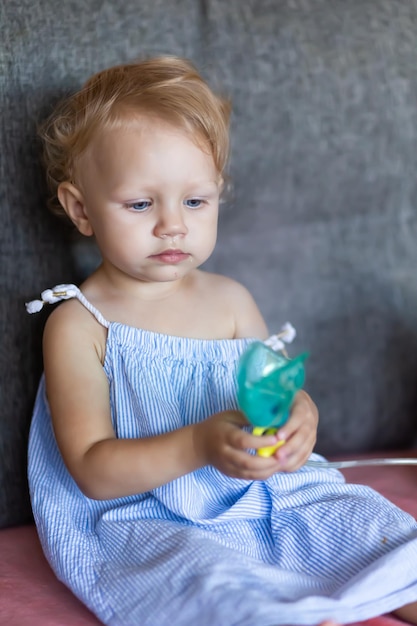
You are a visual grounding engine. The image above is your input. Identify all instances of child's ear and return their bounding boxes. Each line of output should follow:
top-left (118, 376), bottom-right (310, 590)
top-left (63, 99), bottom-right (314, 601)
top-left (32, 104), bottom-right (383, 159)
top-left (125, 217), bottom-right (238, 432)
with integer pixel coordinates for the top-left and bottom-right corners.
top-left (57, 182), bottom-right (94, 236)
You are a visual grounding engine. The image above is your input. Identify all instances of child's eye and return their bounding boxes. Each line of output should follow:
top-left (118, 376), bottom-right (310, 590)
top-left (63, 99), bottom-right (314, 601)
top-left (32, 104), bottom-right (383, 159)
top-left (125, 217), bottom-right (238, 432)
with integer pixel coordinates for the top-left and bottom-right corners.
top-left (127, 200), bottom-right (151, 212)
top-left (184, 198), bottom-right (203, 209)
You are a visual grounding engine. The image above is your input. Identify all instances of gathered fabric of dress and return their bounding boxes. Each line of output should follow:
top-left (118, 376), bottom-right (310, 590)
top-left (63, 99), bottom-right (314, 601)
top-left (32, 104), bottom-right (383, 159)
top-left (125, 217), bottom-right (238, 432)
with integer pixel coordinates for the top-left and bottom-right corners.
top-left (28, 286), bottom-right (417, 626)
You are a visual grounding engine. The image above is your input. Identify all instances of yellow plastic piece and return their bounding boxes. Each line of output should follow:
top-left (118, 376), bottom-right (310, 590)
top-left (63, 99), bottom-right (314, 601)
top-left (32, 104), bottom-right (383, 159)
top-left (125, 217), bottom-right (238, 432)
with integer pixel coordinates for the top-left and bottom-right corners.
top-left (253, 427), bottom-right (286, 458)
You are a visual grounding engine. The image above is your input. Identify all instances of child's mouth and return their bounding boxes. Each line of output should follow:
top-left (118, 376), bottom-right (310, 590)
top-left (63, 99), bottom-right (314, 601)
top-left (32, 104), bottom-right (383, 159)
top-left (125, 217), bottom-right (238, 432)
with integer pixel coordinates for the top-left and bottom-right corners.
top-left (151, 250), bottom-right (189, 264)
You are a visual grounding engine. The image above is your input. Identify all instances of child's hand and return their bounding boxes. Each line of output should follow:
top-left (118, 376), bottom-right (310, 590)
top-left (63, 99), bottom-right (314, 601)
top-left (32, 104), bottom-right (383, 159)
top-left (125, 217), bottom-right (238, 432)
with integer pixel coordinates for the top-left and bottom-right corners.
top-left (194, 390), bottom-right (318, 479)
top-left (271, 390), bottom-right (318, 472)
top-left (194, 410), bottom-right (292, 480)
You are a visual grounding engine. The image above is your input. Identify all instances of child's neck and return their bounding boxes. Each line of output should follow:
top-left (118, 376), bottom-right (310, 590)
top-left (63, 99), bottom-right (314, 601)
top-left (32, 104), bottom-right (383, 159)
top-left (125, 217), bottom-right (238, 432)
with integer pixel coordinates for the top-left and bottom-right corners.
top-left (86, 263), bottom-right (188, 301)
top-left (80, 267), bottom-right (234, 340)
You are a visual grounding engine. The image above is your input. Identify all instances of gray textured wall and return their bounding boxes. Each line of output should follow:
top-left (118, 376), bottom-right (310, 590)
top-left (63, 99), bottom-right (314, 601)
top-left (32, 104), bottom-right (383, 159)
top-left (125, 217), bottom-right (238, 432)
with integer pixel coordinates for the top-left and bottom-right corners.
top-left (2, 0), bottom-right (417, 527)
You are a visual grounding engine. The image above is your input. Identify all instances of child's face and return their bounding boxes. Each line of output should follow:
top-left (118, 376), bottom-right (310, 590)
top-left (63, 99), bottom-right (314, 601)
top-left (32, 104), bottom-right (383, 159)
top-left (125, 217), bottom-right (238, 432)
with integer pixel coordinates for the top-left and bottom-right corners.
top-left (68, 118), bottom-right (221, 286)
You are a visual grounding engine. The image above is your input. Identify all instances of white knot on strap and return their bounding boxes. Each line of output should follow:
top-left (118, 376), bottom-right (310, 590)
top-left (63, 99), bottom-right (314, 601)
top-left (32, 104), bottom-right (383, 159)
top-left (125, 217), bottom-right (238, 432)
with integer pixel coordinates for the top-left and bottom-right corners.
top-left (264, 322), bottom-right (296, 352)
top-left (25, 283), bottom-right (110, 328)
top-left (25, 284), bottom-right (80, 314)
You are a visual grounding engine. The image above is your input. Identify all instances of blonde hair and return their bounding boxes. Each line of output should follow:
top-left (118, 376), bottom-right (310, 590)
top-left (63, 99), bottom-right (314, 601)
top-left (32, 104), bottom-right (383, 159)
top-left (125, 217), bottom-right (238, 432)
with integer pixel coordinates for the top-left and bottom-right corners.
top-left (40, 56), bottom-right (231, 215)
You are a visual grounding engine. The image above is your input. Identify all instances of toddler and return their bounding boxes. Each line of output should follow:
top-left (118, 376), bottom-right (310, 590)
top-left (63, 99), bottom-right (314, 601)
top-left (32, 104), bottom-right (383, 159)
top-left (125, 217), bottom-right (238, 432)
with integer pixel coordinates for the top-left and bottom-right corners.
top-left (27, 56), bottom-right (417, 626)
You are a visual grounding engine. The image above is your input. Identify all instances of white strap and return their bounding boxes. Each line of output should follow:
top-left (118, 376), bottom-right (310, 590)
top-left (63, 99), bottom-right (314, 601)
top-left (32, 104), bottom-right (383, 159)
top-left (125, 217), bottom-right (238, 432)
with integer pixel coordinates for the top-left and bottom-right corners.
top-left (264, 322), bottom-right (296, 351)
top-left (25, 283), bottom-right (110, 329)
top-left (26, 286), bottom-right (295, 343)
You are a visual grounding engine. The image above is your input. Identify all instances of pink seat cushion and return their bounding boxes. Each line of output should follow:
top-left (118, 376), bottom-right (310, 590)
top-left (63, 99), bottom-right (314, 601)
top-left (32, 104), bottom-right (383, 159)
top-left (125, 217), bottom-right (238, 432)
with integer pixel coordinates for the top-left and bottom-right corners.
top-left (0, 524), bottom-right (100, 625)
top-left (1, 452), bottom-right (416, 625)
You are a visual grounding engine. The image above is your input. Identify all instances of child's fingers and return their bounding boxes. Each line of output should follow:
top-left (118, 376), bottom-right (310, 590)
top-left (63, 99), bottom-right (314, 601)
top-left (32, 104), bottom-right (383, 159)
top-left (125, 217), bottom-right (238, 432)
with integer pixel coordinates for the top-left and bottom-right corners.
top-left (227, 389), bottom-right (319, 473)
top-left (226, 420), bottom-right (280, 452)
top-left (274, 444), bottom-right (311, 472)
top-left (226, 447), bottom-right (283, 479)
top-left (274, 423), bottom-right (316, 471)
top-left (277, 390), bottom-right (318, 440)
top-left (245, 431), bottom-right (280, 451)
top-left (274, 394), bottom-right (318, 470)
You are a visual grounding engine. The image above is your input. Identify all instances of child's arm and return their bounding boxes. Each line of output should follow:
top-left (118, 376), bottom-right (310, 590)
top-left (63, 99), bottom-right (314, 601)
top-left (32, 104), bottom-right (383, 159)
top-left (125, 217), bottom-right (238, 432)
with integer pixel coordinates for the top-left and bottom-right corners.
top-left (43, 301), bottom-right (207, 500)
top-left (44, 298), bottom-right (284, 499)
top-left (44, 285), bottom-right (316, 501)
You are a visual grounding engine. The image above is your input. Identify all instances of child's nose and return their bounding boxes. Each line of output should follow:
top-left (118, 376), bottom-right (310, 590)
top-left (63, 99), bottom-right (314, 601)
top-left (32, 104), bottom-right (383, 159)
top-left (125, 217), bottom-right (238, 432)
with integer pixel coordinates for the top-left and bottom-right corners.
top-left (154, 206), bottom-right (188, 239)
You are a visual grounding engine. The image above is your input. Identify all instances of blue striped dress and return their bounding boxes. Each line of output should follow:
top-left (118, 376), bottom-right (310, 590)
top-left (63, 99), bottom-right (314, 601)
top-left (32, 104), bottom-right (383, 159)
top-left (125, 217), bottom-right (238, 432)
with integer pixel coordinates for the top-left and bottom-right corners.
top-left (28, 289), bottom-right (417, 625)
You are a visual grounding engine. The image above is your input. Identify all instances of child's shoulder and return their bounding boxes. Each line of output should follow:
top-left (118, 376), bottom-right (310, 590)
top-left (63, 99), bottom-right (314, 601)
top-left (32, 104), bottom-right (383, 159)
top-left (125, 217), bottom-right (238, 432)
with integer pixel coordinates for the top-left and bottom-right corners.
top-left (43, 297), bottom-right (107, 360)
top-left (195, 270), bottom-right (268, 339)
top-left (196, 270), bottom-right (254, 302)
top-left (44, 296), bottom-right (92, 327)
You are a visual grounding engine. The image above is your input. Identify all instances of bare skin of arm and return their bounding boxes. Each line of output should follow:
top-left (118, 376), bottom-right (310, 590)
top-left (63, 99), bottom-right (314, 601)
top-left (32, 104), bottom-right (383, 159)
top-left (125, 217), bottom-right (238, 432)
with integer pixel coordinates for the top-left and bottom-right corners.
top-left (44, 274), bottom-right (317, 501)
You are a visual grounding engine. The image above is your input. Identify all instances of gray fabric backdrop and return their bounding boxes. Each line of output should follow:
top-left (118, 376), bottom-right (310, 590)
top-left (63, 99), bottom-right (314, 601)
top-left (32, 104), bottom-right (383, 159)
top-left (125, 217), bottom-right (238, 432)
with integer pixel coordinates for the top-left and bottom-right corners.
top-left (2, 0), bottom-right (417, 528)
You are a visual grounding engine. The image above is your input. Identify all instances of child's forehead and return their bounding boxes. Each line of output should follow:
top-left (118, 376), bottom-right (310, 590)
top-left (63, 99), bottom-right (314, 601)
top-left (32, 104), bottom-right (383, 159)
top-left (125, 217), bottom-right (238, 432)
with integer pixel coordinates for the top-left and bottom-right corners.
top-left (100, 113), bottom-right (187, 139)
top-left (75, 116), bottom-right (219, 186)
top-left (80, 115), bottom-right (215, 167)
